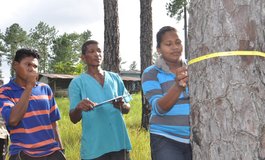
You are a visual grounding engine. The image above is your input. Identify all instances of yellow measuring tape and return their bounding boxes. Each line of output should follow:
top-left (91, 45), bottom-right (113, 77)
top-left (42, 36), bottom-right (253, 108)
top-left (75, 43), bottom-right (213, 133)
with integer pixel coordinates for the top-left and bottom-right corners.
top-left (188, 51), bottom-right (265, 65)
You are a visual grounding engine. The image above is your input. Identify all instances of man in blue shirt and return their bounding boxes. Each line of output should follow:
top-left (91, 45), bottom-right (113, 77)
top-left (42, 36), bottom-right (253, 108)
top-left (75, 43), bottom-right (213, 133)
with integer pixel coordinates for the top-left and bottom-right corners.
top-left (68, 40), bottom-right (132, 160)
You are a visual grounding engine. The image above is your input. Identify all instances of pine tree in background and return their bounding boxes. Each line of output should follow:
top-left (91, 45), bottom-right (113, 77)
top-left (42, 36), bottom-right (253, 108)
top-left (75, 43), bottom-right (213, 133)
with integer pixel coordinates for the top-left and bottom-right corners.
top-left (103, 0), bottom-right (120, 73)
top-left (140, 0), bottom-right (153, 130)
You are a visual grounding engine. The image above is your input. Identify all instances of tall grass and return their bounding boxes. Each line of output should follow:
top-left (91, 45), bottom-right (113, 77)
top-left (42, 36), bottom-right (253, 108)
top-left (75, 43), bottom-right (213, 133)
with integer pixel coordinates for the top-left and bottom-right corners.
top-left (57, 93), bottom-right (151, 160)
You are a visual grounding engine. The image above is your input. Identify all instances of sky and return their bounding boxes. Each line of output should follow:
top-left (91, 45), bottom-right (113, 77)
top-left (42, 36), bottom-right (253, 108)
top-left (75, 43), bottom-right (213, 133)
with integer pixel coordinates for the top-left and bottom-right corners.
top-left (0, 0), bottom-right (184, 83)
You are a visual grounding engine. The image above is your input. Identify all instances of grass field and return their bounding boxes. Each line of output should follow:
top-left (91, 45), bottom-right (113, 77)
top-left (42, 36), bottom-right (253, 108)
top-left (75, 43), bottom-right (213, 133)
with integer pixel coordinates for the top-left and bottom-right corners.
top-left (57, 93), bottom-right (151, 160)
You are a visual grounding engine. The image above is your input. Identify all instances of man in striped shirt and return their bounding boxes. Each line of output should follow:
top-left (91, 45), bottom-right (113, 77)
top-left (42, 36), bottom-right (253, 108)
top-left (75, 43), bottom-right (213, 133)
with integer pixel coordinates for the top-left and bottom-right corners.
top-left (0, 48), bottom-right (65, 160)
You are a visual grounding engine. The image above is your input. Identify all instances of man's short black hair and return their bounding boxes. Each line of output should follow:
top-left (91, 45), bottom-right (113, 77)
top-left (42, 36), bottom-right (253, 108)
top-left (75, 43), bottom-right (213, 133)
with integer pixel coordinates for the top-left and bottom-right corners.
top-left (14, 48), bottom-right (40, 62)
top-left (81, 40), bottom-right (98, 55)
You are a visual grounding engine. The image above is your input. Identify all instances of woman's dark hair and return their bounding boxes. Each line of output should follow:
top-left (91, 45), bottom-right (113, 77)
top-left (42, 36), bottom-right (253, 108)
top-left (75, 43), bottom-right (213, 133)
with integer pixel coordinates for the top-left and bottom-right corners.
top-left (156, 26), bottom-right (177, 48)
top-left (81, 40), bottom-right (98, 55)
top-left (14, 48), bottom-right (40, 62)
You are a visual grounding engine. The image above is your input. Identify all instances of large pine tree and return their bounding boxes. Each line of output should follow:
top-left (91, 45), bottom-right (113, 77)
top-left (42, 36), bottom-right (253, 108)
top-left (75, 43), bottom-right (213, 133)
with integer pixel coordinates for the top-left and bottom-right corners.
top-left (188, 0), bottom-right (265, 159)
top-left (103, 0), bottom-right (120, 73)
top-left (140, 0), bottom-right (153, 129)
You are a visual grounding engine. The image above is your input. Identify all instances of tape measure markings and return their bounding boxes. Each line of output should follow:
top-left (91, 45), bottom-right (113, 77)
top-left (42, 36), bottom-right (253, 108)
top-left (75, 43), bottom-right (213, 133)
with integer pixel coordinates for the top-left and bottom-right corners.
top-left (188, 51), bottom-right (265, 65)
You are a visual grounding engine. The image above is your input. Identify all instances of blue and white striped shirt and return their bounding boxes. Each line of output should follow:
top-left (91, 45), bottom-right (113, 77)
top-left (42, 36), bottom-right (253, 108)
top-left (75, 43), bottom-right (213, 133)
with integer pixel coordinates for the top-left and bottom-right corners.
top-left (142, 65), bottom-right (190, 144)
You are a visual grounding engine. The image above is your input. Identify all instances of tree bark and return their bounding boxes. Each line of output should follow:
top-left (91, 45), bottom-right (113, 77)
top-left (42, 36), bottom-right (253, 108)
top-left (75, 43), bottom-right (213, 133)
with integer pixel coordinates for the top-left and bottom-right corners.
top-left (188, 0), bottom-right (265, 159)
top-left (103, 0), bottom-right (120, 73)
top-left (140, 0), bottom-right (153, 130)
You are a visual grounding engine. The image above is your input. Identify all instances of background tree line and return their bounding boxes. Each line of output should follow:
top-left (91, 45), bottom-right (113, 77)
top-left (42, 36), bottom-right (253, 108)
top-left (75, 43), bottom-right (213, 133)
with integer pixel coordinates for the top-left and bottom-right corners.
top-left (0, 22), bottom-right (141, 79)
top-left (0, 22), bottom-right (91, 76)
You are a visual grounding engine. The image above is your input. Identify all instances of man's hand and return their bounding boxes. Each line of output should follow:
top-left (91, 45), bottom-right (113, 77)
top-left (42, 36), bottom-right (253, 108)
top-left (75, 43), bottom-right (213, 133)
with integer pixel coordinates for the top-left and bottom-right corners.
top-left (112, 97), bottom-right (125, 110)
top-left (25, 71), bottom-right (39, 89)
top-left (76, 98), bottom-right (96, 112)
top-left (112, 98), bottom-right (130, 114)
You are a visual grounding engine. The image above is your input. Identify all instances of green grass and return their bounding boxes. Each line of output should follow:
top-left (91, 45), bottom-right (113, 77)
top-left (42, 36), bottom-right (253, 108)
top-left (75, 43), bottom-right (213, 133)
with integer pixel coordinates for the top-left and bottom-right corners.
top-left (56, 93), bottom-right (151, 160)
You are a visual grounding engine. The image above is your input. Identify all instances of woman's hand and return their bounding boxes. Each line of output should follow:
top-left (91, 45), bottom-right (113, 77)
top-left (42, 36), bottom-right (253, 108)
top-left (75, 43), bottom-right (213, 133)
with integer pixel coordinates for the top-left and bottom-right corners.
top-left (175, 66), bottom-right (188, 88)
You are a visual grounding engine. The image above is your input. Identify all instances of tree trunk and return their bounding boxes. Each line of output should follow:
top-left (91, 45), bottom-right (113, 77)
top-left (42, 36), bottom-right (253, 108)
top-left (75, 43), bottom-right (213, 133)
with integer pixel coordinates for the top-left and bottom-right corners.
top-left (188, 0), bottom-right (265, 159)
top-left (184, 4), bottom-right (188, 58)
top-left (140, 0), bottom-right (153, 130)
top-left (103, 0), bottom-right (120, 73)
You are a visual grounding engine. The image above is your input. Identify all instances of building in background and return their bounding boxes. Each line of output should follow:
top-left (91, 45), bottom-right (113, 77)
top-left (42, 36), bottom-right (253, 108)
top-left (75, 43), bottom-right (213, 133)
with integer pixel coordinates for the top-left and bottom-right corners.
top-left (39, 71), bottom-right (141, 97)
